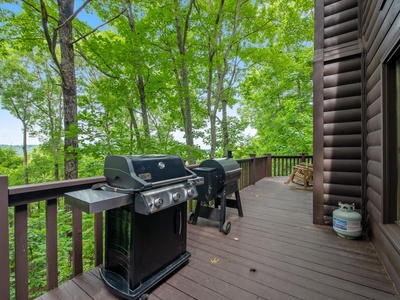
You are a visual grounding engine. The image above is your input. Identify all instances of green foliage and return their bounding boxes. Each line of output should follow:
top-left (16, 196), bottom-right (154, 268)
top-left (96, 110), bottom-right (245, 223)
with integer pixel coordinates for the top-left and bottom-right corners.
top-left (27, 147), bottom-right (61, 183)
top-left (0, 147), bottom-right (24, 185)
top-left (8, 199), bottom-right (99, 299)
top-left (239, 0), bottom-right (314, 156)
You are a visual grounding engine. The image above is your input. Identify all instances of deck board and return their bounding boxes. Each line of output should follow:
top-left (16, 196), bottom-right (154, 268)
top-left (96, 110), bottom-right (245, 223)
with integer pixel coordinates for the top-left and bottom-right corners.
top-left (36, 177), bottom-right (399, 300)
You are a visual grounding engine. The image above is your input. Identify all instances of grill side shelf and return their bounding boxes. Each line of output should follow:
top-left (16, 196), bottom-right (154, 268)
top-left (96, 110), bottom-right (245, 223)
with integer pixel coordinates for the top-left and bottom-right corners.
top-left (65, 189), bottom-right (132, 214)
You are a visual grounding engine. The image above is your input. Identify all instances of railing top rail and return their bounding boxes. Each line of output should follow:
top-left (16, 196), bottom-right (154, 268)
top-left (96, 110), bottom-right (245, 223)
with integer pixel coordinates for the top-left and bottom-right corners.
top-left (271, 155), bottom-right (313, 158)
top-left (236, 158), bottom-right (254, 163)
top-left (7, 176), bottom-right (105, 207)
top-left (254, 156), bottom-right (268, 160)
top-left (4, 154), bottom-right (313, 207)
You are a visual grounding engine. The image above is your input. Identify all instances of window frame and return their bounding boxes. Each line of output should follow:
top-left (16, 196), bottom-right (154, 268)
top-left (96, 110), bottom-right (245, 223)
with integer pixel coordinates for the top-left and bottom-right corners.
top-left (382, 35), bottom-right (400, 224)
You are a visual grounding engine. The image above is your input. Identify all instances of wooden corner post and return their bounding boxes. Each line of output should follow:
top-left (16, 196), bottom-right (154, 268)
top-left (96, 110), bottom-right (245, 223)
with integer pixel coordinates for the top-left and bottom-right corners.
top-left (249, 154), bottom-right (256, 185)
top-left (0, 176), bottom-right (10, 300)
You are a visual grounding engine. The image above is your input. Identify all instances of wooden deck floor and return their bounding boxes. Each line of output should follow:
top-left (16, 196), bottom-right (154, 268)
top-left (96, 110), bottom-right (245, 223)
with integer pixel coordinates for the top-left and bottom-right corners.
top-left (36, 177), bottom-right (399, 300)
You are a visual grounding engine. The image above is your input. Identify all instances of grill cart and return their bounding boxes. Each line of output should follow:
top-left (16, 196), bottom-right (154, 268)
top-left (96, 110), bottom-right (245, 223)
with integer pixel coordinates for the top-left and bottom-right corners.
top-left (65, 154), bottom-right (203, 300)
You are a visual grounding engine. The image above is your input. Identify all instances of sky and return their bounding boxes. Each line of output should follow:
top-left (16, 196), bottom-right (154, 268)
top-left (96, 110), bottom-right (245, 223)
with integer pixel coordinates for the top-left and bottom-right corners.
top-left (0, 110), bottom-right (39, 145)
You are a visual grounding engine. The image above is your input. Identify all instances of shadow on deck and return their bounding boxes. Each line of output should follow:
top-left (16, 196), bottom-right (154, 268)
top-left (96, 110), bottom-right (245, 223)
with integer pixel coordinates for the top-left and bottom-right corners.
top-left (36, 177), bottom-right (399, 300)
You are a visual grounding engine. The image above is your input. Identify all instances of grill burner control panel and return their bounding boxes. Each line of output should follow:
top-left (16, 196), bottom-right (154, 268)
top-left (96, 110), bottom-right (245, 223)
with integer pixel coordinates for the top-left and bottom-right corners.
top-left (135, 177), bottom-right (203, 215)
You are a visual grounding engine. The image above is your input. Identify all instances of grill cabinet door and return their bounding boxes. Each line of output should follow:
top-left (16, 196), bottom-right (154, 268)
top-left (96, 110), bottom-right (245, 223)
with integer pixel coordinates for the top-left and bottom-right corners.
top-left (104, 203), bottom-right (187, 291)
top-left (131, 203), bottom-right (187, 288)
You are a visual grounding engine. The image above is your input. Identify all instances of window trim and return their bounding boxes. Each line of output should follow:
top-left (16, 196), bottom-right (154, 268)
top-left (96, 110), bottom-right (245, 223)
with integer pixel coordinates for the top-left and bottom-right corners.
top-left (382, 34), bottom-right (400, 224)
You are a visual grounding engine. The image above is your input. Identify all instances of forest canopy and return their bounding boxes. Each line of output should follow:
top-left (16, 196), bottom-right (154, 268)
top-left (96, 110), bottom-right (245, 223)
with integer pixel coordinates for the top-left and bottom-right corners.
top-left (0, 0), bottom-right (313, 183)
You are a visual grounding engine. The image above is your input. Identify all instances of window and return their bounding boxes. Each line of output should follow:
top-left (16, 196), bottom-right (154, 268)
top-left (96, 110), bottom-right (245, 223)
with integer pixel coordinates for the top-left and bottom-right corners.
top-left (397, 60), bottom-right (400, 224)
top-left (382, 38), bottom-right (400, 224)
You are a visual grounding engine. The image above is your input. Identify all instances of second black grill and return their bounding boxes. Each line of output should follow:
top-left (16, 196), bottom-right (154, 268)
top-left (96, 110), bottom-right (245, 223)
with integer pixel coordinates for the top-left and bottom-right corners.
top-left (188, 153), bottom-right (243, 234)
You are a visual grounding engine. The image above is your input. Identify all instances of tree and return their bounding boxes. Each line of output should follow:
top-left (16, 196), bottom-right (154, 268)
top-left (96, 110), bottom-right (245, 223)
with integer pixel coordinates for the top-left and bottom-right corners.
top-left (77, 0), bottom-right (201, 161)
top-left (30, 54), bottom-right (64, 181)
top-left (171, 0), bottom-right (196, 163)
top-left (239, 0), bottom-right (314, 155)
top-left (0, 52), bottom-right (37, 184)
top-left (0, 0), bottom-right (314, 165)
top-left (191, 0), bottom-right (272, 158)
top-left (37, 0), bottom-right (80, 179)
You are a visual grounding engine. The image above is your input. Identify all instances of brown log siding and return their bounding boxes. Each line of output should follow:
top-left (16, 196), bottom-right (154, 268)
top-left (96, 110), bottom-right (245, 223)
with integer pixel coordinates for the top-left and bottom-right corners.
top-left (363, 0), bottom-right (400, 290)
top-left (314, 0), bottom-right (400, 292)
top-left (314, 0), bottom-right (362, 224)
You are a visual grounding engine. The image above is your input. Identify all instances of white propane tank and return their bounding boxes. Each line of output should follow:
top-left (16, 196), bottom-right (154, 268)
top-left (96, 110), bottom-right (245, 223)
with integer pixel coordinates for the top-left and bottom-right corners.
top-left (333, 202), bottom-right (362, 239)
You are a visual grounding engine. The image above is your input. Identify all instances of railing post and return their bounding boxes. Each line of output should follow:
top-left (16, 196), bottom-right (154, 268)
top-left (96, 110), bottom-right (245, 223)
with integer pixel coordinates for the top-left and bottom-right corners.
top-left (301, 152), bottom-right (306, 163)
top-left (265, 154), bottom-right (272, 177)
top-left (0, 176), bottom-right (10, 300)
top-left (249, 154), bottom-right (256, 185)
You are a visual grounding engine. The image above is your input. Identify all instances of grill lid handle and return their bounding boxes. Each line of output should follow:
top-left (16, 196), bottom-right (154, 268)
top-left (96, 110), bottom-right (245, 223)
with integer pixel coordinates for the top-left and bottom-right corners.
top-left (150, 174), bottom-right (196, 188)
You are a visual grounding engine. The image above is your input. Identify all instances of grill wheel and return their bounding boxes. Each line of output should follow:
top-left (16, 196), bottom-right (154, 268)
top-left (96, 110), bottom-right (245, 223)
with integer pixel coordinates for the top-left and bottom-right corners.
top-left (222, 220), bottom-right (231, 235)
top-left (187, 212), bottom-right (196, 224)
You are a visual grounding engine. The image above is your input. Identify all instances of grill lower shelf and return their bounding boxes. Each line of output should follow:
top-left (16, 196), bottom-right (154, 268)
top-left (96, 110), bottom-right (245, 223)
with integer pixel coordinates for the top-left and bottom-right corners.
top-left (100, 251), bottom-right (190, 300)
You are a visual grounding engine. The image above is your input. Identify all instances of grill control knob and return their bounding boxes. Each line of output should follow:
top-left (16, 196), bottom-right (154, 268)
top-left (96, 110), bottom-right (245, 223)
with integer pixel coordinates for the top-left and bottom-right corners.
top-left (172, 192), bottom-right (181, 201)
top-left (187, 188), bottom-right (195, 197)
top-left (154, 198), bottom-right (163, 208)
top-left (185, 182), bottom-right (194, 188)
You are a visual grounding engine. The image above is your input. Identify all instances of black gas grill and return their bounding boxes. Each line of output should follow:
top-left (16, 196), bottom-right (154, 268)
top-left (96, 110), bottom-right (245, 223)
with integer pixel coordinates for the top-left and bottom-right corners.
top-left (189, 152), bottom-right (243, 234)
top-left (65, 154), bottom-right (203, 300)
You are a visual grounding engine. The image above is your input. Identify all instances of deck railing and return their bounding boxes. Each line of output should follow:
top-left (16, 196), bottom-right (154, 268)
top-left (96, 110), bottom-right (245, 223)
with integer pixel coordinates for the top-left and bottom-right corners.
top-left (0, 153), bottom-right (312, 300)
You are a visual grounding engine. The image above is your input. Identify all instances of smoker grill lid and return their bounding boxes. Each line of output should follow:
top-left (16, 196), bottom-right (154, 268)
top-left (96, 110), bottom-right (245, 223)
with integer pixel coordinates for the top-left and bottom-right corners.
top-left (104, 154), bottom-right (195, 190)
top-left (198, 158), bottom-right (241, 191)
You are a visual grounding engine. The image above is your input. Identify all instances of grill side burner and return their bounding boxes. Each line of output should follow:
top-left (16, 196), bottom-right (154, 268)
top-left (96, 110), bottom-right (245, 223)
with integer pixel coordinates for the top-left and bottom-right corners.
top-left (189, 155), bottom-right (243, 234)
top-left (65, 154), bottom-right (203, 300)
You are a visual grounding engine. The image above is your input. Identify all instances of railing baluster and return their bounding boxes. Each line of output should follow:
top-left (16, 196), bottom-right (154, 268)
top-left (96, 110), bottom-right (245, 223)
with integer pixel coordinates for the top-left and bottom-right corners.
top-left (15, 204), bottom-right (28, 299)
top-left (0, 176), bottom-right (10, 300)
top-left (94, 212), bottom-right (103, 266)
top-left (46, 198), bottom-right (58, 290)
top-left (72, 208), bottom-right (83, 276)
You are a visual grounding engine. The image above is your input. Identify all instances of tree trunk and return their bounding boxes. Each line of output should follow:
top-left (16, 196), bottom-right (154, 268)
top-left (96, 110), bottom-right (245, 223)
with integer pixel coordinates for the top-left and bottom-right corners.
top-left (206, 52), bottom-right (215, 158)
top-left (125, 1), bottom-right (151, 145)
top-left (50, 89), bottom-right (62, 181)
top-left (58, 0), bottom-right (78, 179)
top-left (222, 98), bottom-right (228, 154)
top-left (137, 75), bottom-right (150, 137)
top-left (128, 107), bottom-right (142, 152)
top-left (22, 122), bottom-right (29, 184)
top-left (210, 112), bottom-right (217, 159)
top-left (180, 62), bottom-right (195, 163)
top-left (174, 0), bottom-right (195, 164)
top-left (207, 0), bottom-right (242, 158)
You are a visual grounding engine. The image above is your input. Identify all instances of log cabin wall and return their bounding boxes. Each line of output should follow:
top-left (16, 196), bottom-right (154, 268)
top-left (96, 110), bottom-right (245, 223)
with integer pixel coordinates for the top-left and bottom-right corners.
top-left (314, 0), bottom-right (400, 291)
top-left (362, 0), bottom-right (400, 291)
top-left (313, 0), bottom-right (363, 226)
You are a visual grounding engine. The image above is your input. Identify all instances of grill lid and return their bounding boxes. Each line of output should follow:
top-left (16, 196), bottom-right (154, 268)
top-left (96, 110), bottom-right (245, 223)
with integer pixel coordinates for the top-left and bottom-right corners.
top-left (104, 154), bottom-right (196, 190)
top-left (198, 158), bottom-right (241, 192)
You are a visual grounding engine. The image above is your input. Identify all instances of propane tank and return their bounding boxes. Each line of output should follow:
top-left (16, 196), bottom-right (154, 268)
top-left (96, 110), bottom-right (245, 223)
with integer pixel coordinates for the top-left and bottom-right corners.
top-left (333, 202), bottom-right (362, 239)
